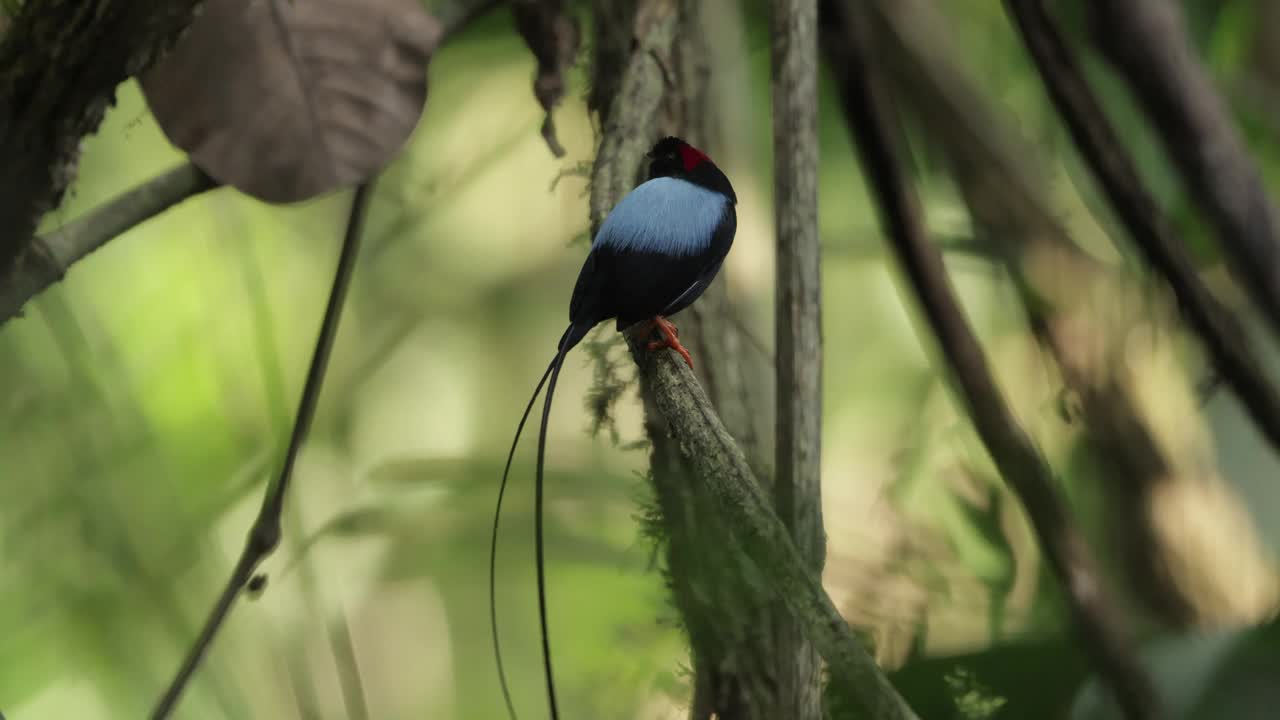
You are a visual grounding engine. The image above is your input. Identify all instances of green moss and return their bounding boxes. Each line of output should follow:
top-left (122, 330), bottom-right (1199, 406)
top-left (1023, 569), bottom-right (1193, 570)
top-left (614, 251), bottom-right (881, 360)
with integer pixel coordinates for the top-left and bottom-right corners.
top-left (582, 329), bottom-right (634, 444)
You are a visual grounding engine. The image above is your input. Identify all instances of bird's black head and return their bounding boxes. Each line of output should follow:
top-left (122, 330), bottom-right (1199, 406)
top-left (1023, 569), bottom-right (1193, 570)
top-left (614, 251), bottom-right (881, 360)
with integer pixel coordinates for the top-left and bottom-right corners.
top-left (646, 136), bottom-right (737, 203)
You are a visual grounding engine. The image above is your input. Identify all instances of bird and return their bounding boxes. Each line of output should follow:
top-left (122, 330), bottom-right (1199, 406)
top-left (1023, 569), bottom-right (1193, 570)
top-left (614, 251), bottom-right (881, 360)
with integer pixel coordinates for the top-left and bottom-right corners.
top-left (488, 135), bottom-right (737, 720)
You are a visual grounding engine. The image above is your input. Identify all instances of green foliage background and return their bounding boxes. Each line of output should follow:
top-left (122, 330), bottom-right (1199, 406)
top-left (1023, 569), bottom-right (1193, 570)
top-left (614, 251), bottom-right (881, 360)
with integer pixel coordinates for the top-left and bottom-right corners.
top-left (2, 2), bottom-right (1279, 718)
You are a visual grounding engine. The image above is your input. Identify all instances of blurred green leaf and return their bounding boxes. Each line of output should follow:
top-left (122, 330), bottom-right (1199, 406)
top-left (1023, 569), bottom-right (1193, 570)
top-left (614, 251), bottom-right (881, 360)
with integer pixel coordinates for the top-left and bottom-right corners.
top-left (1072, 620), bottom-right (1280, 720)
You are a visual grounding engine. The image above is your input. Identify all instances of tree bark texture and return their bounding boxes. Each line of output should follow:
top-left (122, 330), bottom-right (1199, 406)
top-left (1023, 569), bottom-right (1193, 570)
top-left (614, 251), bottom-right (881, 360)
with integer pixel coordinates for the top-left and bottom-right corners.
top-left (771, 1), bottom-right (825, 718)
top-left (622, 327), bottom-right (919, 720)
top-left (662, 0), bottom-right (772, 479)
top-left (588, 1), bottom-right (827, 717)
top-left (0, 0), bottom-right (202, 283)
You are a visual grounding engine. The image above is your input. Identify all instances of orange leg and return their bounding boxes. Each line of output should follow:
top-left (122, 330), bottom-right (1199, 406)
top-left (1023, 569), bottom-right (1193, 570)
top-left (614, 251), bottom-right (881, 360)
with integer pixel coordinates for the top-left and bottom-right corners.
top-left (645, 316), bottom-right (694, 369)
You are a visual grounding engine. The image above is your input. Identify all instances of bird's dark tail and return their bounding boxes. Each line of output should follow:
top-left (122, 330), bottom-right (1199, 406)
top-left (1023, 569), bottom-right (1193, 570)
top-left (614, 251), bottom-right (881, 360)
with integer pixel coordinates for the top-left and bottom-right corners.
top-left (491, 324), bottom-right (584, 720)
top-left (490, 357), bottom-right (553, 720)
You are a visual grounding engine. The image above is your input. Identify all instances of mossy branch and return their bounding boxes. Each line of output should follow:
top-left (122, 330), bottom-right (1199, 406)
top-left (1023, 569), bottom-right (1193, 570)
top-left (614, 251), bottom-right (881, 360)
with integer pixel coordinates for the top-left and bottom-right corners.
top-left (623, 329), bottom-right (920, 720)
top-left (586, 1), bottom-right (912, 716)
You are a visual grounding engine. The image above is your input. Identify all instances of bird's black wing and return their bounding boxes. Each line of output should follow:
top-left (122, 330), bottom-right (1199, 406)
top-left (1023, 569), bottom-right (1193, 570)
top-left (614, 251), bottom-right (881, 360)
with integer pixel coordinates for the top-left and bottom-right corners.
top-left (612, 205), bottom-right (736, 326)
top-left (607, 248), bottom-right (714, 327)
top-left (567, 243), bottom-right (705, 330)
top-left (572, 198), bottom-right (736, 330)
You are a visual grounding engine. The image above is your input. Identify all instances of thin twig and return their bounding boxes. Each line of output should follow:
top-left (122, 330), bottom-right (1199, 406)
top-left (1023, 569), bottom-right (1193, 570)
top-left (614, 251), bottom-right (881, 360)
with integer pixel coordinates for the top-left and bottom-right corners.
top-left (772, 0), bottom-right (824, 716)
top-left (0, 162), bottom-right (218, 325)
top-left (821, 5), bottom-right (1164, 719)
top-left (624, 328), bottom-right (920, 720)
top-left (1088, 0), bottom-right (1280, 339)
top-left (150, 183), bottom-right (373, 720)
top-left (1005, 0), bottom-right (1280, 453)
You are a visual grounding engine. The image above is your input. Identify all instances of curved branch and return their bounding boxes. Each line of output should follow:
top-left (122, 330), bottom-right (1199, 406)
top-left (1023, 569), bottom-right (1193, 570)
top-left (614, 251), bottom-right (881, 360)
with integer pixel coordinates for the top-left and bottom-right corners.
top-left (863, 0), bottom-right (1208, 628)
top-left (1089, 0), bottom-right (1280, 339)
top-left (822, 4), bottom-right (1164, 719)
top-left (1005, 0), bottom-right (1280, 455)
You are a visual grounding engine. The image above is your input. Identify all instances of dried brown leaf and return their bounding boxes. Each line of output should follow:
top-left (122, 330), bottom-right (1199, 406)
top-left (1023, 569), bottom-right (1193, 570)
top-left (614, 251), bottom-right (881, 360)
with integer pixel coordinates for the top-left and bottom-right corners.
top-left (141, 0), bottom-right (441, 203)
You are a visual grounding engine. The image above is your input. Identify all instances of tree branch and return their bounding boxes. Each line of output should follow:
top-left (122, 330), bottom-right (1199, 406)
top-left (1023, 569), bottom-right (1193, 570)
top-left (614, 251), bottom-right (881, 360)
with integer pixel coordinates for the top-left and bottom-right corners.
top-left (822, 5), bottom-right (1164, 719)
top-left (0, 162), bottom-right (218, 325)
top-left (0, 0), bottom-right (499, 328)
top-left (588, 2), bottom-right (806, 717)
top-left (670, 0), bottom-right (774, 482)
top-left (862, 0), bottom-right (1207, 627)
top-left (1005, 0), bottom-right (1280, 456)
top-left (585, 4), bottom-right (910, 715)
top-left (150, 183), bottom-right (373, 720)
top-left (1088, 0), bottom-right (1280, 339)
top-left (623, 330), bottom-right (920, 720)
top-left (861, 0), bottom-right (1086, 263)
top-left (587, 0), bottom-right (678, 236)
top-left (772, 0), bottom-right (825, 717)
top-left (0, 0), bottom-right (202, 276)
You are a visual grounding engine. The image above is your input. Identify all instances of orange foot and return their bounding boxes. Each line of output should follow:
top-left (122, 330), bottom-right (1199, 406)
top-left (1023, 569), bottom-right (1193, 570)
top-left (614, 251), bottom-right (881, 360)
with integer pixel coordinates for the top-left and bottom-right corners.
top-left (646, 316), bottom-right (694, 369)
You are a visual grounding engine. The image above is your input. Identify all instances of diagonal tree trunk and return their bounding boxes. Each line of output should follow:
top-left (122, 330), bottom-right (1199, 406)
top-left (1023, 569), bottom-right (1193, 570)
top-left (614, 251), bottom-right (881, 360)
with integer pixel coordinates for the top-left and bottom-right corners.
top-left (588, 1), bottom-right (823, 717)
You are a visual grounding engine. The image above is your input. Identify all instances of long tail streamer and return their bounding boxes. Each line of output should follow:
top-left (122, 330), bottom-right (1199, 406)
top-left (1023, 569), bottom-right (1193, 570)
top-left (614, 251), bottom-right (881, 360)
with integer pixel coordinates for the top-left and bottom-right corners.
top-left (534, 345), bottom-right (568, 720)
top-left (492, 324), bottom-right (577, 720)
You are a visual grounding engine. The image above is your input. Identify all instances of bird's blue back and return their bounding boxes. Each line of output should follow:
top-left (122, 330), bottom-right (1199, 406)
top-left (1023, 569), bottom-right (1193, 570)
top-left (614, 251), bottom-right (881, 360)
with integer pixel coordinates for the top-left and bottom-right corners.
top-left (594, 176), bottom-right (729, 257)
